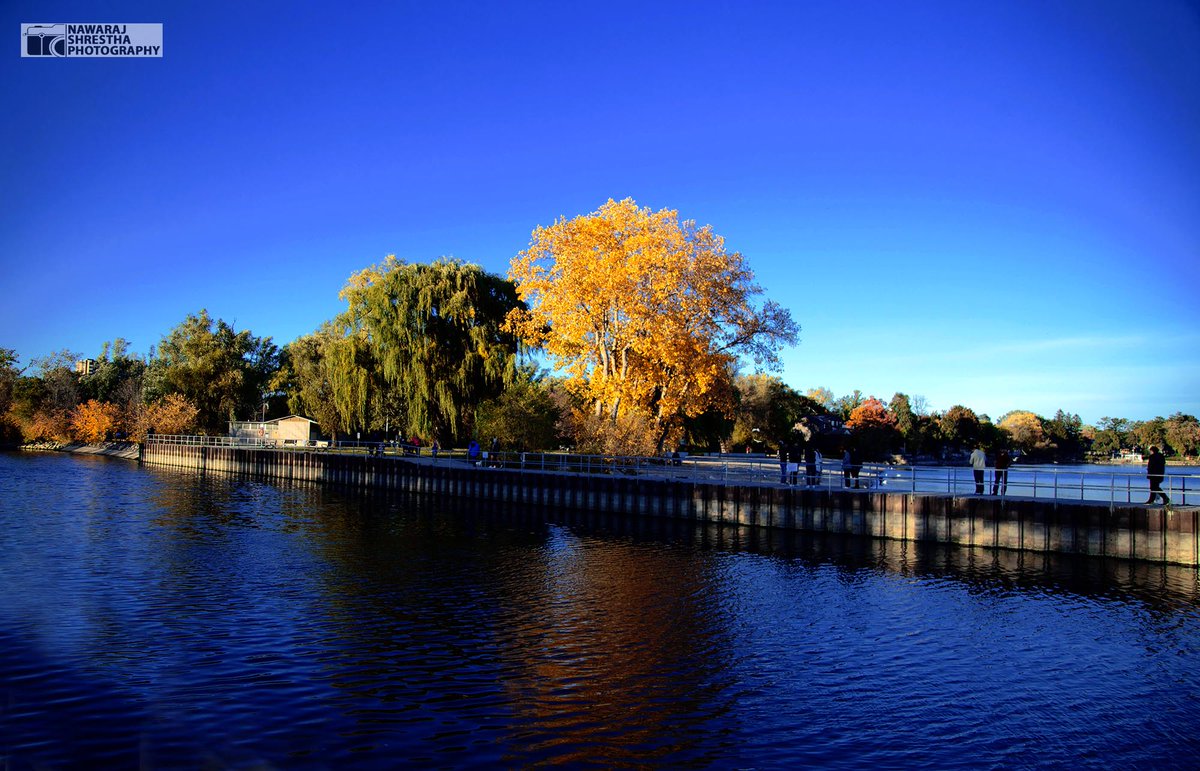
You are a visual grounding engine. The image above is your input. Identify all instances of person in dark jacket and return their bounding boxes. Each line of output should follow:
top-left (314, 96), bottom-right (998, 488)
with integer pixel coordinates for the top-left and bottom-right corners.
top-left (992, 448), bottom-right (1011, 496)
top-left (779, 443), bottom-right (793, 485)
top-left (804, 446), bottom-right (819, 487)
top-left (1145, 446), bottom-right (1169, 505)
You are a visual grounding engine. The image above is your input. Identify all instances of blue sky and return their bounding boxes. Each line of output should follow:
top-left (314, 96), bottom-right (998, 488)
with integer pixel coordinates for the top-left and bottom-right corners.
top-left (3, 0), bottom-right (1197, 424)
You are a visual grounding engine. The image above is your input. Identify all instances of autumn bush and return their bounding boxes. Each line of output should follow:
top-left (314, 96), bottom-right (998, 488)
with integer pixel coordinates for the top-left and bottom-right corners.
top-left (130, 394), bottom-right (200, 440)
top-left (563, 406), bottom-right (658, 457)
top-left (22, 409), bottom-right (73, 443)
top-left (70, 399), bottom-right (122, 443)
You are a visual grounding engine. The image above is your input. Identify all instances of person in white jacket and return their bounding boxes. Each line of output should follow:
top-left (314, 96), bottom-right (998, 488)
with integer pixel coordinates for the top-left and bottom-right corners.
top-left (969, 445), bottom-right (987, 494)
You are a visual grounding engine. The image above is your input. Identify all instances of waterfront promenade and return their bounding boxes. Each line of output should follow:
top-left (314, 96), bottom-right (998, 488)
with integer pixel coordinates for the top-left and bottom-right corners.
top-left (138, 436), bottom-right (1200, 566)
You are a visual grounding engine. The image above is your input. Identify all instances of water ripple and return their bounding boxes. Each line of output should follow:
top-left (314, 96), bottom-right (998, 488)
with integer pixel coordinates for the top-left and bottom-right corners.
top-left (1, 453), bottom-right (1199, 768)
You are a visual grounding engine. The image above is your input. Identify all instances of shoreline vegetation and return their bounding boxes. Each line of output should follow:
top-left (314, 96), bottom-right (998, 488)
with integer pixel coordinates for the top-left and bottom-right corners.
top-left (2, 200), bottom-right (1197, 464)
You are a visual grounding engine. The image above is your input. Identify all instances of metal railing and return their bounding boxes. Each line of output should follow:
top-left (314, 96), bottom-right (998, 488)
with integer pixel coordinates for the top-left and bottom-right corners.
top-left (141, 436), bottom-right (1195, 506)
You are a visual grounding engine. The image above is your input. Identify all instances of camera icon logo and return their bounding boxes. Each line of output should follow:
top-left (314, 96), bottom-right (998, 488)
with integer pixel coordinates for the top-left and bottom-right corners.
top-left (23, 24), bottom-right (67, 57)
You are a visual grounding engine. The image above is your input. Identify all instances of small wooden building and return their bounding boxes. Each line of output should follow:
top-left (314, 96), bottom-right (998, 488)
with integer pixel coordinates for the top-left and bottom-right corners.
top-left (229, 415), bottom-right (320, 444)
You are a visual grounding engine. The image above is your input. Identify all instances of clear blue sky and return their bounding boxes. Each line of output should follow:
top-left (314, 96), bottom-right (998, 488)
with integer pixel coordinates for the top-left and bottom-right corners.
top-left (3, 1), bottom-right (1197, 425)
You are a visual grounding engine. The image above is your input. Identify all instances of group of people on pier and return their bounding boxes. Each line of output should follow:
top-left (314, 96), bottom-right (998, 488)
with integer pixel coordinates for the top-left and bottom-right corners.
top-left (968, 446), bottom-right (1013, 496)
top-left (778, 444), bottom-right (867, 489)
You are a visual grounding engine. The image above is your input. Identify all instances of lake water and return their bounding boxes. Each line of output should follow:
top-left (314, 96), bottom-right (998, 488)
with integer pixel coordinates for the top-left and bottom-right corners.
top-left (2, 452), bottom-right (1199, 768)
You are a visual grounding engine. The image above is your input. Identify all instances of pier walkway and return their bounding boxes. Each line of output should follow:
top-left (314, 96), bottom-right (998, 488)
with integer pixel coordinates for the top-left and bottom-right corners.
top-left (139, 436), bottom-right (1200, 566)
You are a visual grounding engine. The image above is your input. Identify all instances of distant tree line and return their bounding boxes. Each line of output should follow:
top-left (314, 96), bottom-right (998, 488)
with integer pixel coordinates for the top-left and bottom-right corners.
top-left (3, 198), bottom-right (1196, 461)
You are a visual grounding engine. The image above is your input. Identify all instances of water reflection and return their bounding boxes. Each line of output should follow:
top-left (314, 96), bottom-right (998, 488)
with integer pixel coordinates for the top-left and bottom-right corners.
top-left (2, 454), bottom-right (1199, 769)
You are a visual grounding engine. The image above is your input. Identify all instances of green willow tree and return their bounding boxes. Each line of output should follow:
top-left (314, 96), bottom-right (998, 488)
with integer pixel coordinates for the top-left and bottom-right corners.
top-left (338, 257), bottom-right (523, 443)
top-left (273, 326), bottom-right (372, 439)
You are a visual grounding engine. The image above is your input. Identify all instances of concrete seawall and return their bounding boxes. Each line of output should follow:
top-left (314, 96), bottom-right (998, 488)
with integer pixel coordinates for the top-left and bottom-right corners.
top-left (20, 441), bottom-right (142, 460)
top-left (140, 443), bottom-right (1200, 567)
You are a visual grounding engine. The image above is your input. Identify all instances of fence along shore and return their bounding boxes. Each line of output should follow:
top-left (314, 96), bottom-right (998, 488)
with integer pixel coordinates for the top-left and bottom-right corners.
top-left (139, 436), bottom-right (1200, 567)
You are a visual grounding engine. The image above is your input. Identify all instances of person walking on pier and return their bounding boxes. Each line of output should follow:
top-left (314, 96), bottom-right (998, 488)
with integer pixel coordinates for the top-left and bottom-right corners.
top-left (992, 448), bottom-right (1011, 496)
top-left (969, 445), bottom-right (987, 495)
top-left (1145, 446), bottom-right (1170, 505)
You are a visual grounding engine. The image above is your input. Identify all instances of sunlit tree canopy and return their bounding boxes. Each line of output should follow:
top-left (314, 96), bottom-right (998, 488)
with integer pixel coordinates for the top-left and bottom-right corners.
top-left (507, 198), bottom-right (799, 447)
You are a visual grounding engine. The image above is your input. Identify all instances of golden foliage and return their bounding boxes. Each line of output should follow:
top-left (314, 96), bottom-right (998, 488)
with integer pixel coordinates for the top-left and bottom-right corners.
top-left (507, 198), bottom-right (797, 448)
top-left (845, 397), bottom-right (896, 430)
top-left (130, 394), bottom-right (200, 440)
top-left (70, 399), bottom-right (122, 443)
top-left (561, 405), bottom-right (659, 457)
top-left (22, 409), bottom-right (73, 443)
top-left (999, 410), bottom-right (1046, 451)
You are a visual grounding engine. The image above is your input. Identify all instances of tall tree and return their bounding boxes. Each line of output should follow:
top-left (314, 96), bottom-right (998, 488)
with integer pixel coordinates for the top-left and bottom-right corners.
top-left (940, 405), bottom-right (982, 450)
top-left (834, 390), bottom-right (865, 420)
top-left (1131, 417), bottom-right (1169, 453)
top-left (805, 387), bottom-right (836, 412)
top-left (153, 310), bottom-right (278, 433)
top-left (339, 257), bottom-right (522, 443)
top-left (0, 348), bottom-right (20, 416)
top-left (888, 392), bottom-right (918, 450)
top-left (1092, 416), bottom-right (1130, 456)
top-left (846, 397), bottom-right (900, 459)
top-left (275, 331), bottom-right (344, 437)
top-left (731, 374), bottom-right (825, 449)
top-left (0, 349), bottom-right (22, 444)
top-left (79, 338), bottom-right (146, 406)
top-left (31, 350), bottom-right (82, 417)
top-left (1043, 409), bottom-right (1086, 460)
top-left (999, 410), bottom-right (1047, 454)
top-left (507, 198), bottom-right (798, 449)
top-left (1165, 413), bottom-right (1200, 458)
top-left (475, 367), bottom-right (563, 451)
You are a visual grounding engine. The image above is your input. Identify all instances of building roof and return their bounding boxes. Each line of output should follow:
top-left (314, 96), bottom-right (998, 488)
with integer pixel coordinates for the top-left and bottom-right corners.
top-left (229, 415), bottom-right (317, 427)
top-left (267, 415), bottom-right (317, 425)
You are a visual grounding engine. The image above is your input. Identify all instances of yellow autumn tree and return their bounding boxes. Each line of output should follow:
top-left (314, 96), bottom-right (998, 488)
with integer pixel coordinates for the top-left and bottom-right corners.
top-left (507, 198), bottom-right (798, 449)
top-left (999, 410), bottom-right (1048, 453)
top-left (70, 400), bottom-right (122, 443)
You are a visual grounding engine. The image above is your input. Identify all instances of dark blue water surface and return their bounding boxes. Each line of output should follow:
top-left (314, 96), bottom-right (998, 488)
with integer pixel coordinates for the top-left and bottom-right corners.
top-left (2, 452), bottom-right (1199, 769)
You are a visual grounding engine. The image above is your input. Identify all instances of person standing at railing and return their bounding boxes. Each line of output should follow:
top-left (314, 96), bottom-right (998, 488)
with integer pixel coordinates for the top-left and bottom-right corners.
top-left (842, 447), bottom-right (862, 488)
top-left (779, 443), bottom-right (794, 485)
top-left (992, 448), bottom-right (1011, 496)
top-left (969, 445), bottom-right (987, 495)
top-left (1145, 446), bottom-right (1170, 505)
top-left (804, 446), bottom-right (819, 487)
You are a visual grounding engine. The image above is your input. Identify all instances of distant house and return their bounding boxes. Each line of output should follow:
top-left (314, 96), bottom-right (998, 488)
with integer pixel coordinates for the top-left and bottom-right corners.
top-left (794, 414), bottom-right (847, 439)
top-left (229, 415), bottom-right (320, 445)
top-left (75, 359), bottom-right (96, 376)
